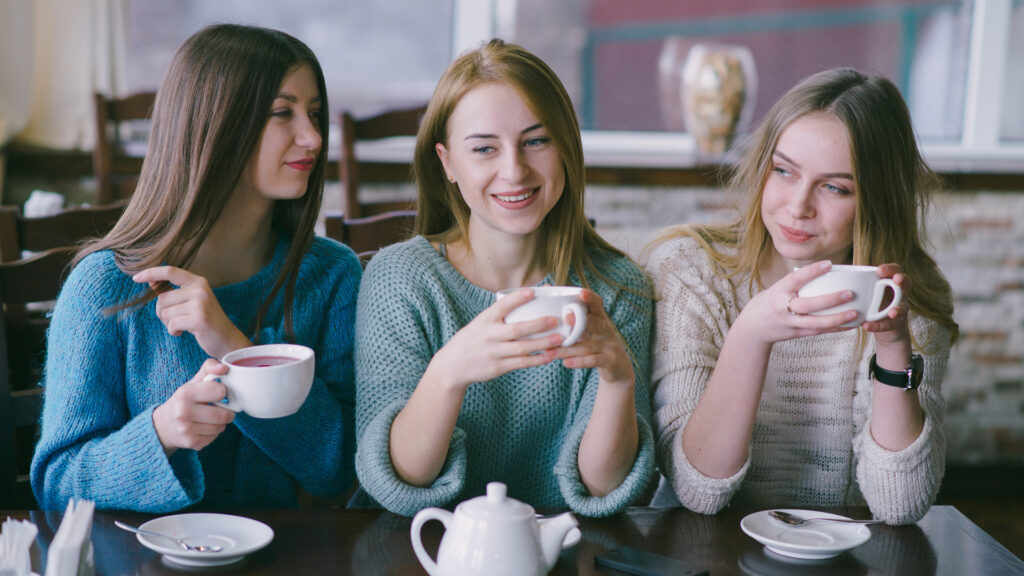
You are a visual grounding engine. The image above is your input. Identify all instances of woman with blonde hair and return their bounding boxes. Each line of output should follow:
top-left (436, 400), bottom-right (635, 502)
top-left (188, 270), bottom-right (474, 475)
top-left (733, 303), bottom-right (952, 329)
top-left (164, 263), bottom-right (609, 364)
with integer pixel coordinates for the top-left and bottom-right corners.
top-left (646, 67), bottom-right (957, 524)
top-left (353, 39), bottom-right (654, 517)
top-left (32, 24), bottom-right (361, 512)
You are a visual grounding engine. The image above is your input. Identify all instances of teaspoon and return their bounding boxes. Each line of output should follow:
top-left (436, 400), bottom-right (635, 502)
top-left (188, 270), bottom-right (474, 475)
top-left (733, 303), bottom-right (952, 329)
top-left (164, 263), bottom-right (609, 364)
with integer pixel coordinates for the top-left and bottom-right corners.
top-left (768, 510), bottom-right (884, 527)
top-left (114, 521), bottom-right (224, 553)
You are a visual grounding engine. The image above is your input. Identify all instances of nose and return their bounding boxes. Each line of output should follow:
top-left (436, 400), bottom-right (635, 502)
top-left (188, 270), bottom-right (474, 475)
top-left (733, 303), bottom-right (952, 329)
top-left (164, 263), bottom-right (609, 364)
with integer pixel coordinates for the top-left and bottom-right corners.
top-left (499, 148), bottom-right (528, 183)
top-left (786, 184), bottom-right (815, 218)
top-left (295, 115), bottom-right (322, 152)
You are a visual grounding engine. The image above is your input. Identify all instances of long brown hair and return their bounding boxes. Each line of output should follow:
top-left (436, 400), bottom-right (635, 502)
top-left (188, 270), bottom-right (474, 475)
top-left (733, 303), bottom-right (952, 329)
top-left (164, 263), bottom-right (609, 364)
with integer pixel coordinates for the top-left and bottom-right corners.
top-left (650, 67), bottom-right (958, 344)
top-left (413, 38), bottom-right (626, 287)
top-left (77, 24), bottom-right (329, 341)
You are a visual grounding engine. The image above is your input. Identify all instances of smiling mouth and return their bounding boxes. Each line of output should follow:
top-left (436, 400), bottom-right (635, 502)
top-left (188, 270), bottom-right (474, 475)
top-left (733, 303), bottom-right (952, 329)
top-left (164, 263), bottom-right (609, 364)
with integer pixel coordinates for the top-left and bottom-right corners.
top-left (492, 189), bottom-right (539, 208)
top-left (286, 159), bottom-right (314, 171)
top-left (780, 225), bottom-right (813, 242)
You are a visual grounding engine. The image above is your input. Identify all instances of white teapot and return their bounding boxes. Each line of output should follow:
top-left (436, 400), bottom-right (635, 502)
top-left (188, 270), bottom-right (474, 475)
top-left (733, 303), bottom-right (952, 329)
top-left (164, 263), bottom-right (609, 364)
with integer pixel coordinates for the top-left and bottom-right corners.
top-left (410, 482), bottom-right (579, 576)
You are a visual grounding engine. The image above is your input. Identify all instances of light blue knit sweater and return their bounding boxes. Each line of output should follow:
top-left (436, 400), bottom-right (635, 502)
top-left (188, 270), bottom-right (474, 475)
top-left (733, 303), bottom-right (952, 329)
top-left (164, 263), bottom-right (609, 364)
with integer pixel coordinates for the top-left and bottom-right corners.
top-left (353, 236), bottom-right (654, 517)
top-left (31, 235), bottom-right (361, 512)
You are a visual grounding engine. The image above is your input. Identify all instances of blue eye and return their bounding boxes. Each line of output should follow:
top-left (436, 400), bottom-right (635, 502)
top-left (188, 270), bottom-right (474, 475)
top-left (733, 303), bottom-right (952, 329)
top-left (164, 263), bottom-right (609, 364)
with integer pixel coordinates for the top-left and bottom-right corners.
top-left (271, 109), bottom-right (292, 118)
top-left (772, 166), bottom-right (790, 177)
top-left (472, 145), bottom-right (496, 154)
top-left (824, 183), bottom-right (851, 195)
top-left (524, 136), bottom-right (550, 147)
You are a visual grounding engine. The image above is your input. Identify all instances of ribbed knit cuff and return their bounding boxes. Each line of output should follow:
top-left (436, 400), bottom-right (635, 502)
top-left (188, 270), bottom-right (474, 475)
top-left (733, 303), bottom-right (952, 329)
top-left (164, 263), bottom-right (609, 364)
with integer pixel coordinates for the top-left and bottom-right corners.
top-left (661, 419), bottom-right (748, 515)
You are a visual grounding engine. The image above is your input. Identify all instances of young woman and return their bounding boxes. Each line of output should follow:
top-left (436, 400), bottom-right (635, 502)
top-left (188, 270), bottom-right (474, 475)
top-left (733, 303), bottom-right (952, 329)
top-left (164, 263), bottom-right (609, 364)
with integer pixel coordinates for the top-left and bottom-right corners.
top-left (646, 68), bottom-right (958, 525)
top-left (31, 24), bottom-right (361, 512)
top-left (353, 39), bottom-right (654, 517)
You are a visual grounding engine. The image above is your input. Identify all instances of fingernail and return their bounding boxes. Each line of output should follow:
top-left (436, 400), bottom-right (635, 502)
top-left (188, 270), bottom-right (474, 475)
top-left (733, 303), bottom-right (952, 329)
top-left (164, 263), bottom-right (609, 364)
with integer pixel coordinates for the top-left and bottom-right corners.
top-left (842, 290), bottom-right (854, 301)
top-left (820, 261), bottom-right (832, 269)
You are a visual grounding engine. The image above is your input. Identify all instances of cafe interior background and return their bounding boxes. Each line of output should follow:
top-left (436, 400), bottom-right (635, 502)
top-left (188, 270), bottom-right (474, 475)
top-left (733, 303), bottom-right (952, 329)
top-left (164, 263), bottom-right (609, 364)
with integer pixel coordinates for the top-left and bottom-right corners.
top-left (1, 0), bottom-right (1023, 514)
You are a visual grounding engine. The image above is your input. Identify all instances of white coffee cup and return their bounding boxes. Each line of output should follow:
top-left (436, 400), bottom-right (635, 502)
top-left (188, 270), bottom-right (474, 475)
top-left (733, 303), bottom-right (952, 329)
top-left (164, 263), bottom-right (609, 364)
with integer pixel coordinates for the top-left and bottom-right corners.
top-left (496, 286), bottom-right (588, 347)
top-left (797, 265), bottom-right (902, 328)
top-left (205, 343), bottom-right (315, 418)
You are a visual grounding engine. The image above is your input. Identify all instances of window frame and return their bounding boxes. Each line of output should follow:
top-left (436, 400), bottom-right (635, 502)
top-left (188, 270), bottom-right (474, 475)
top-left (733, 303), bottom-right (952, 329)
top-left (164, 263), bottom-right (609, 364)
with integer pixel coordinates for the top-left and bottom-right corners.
top-left (446, 0), bottom-right (1024, 170)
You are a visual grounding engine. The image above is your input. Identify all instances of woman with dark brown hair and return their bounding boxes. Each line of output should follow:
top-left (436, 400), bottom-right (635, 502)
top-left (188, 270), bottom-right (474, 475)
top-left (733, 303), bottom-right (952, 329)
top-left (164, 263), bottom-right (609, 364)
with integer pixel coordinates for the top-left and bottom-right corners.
top-left (31, 24), bottom-right (361, 512)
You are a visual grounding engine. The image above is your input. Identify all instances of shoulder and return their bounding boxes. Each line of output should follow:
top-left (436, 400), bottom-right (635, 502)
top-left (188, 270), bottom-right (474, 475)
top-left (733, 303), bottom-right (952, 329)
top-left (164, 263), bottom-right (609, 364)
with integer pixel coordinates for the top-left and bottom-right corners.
top-left (361, 236), bottom-right (440, 286)
top-left (585, 247), bottom-right (650, 297)
top-left (304, 236), bottom-right (361, 274)
top-left (64, 250), bottom-right (132, 297)
top-left (644, 234), bottom-right (717, 280)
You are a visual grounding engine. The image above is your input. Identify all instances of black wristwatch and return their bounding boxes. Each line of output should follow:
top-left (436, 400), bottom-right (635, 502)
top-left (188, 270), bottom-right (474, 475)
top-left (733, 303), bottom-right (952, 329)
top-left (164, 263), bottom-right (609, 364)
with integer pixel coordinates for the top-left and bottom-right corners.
top-left (869, 353), bottom-right (924, 390)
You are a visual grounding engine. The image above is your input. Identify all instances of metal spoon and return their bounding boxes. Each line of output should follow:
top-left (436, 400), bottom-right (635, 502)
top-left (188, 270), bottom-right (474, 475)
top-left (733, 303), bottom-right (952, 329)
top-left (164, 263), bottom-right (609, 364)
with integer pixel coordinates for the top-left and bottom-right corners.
top-left (114, 521), bottom-right (224, 553)
top-left (768, 510), bottom-right (884, 527)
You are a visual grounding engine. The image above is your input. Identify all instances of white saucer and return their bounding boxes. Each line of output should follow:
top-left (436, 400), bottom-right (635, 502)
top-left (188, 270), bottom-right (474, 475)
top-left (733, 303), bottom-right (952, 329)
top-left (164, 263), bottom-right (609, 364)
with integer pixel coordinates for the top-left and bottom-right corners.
top-left (740, 509), bottom-right (871, 560)
top-left (135, 513), bottom-right (274, 567)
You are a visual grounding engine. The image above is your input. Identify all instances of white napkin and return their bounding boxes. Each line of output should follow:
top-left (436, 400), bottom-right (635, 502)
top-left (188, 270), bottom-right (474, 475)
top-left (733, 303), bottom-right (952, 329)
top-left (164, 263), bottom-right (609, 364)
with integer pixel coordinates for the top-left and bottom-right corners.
top-left (43, 500), bottom-right (94, 576)
top-left (22, 191), bottom-right (65, 218)
top-left (0, 517), bottom-right (38, 576)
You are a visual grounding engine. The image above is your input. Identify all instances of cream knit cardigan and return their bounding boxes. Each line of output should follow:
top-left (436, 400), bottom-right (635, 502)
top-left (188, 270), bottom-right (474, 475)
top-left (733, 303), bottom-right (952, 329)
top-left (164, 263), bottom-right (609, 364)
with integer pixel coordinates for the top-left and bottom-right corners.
top-left (646, 236), bottom-right (951, 525)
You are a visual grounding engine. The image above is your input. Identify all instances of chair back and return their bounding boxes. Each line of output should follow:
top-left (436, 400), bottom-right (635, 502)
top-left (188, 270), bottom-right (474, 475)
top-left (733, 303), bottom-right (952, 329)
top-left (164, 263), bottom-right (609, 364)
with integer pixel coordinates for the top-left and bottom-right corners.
top-left (339, 105), bottom-right (426, 218)
top-left (324, 210), bottom-right (417, 265)
top-left (93, 92), bottom-right (156, 204)
top-left (0, 202), bottom-right (125, 263)
top-left (0, 247), bottom-right (77, 509)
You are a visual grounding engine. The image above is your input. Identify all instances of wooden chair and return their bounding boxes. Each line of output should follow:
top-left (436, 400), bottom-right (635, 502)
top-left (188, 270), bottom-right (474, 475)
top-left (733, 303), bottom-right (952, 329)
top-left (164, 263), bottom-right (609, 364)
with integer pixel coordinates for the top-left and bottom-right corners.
top-left (93, 92), bottom-right (156, 205)
top-left (324, 210), bottom-right (417, 265)
top-left (0, 247), bottom-right (77, 509)
top-left (338, 105), bottom-right (426, 218)
top-left (0, 202), bottom-right (125, 263)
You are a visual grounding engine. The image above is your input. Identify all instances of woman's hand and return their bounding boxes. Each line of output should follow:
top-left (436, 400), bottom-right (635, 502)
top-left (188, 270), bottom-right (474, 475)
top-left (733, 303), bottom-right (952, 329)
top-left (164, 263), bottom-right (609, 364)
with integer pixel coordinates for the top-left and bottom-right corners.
top-left (152, 359), bottom-right (235, 455)
top-left (861, 263), bottom-right (912, 350)
top-left (133, 266), bottom-right (252, 359)
top-left (553, 290), bottom-right (635, 387)
top-left (428, 288), bottom-right (563, 391)
top-left (740, 260), bottom-right (858, 346)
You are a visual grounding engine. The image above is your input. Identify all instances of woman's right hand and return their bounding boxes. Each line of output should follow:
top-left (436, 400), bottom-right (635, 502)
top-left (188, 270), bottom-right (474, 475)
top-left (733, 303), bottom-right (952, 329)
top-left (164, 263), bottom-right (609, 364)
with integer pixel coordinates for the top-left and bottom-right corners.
top-left (428, 288), bottom-right (564, 391)
top-left (152, 359), bottom-right (236, 455)
top-left (740, 260), bottom-right (859, 345)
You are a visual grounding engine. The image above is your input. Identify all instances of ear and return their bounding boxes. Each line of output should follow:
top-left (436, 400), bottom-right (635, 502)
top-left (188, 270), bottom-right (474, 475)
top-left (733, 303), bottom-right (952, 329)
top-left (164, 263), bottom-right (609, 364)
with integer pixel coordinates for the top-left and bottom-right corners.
top-left (435, 142), bottom-right (453, 181)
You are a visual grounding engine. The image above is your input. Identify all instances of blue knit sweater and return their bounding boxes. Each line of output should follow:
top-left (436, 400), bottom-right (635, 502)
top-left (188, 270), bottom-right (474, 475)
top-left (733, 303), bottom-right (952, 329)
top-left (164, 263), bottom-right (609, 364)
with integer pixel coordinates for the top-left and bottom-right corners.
top-left (30, 235), bottom-right (361, 512)
top-left (353, 236), bottom-right (655, 517)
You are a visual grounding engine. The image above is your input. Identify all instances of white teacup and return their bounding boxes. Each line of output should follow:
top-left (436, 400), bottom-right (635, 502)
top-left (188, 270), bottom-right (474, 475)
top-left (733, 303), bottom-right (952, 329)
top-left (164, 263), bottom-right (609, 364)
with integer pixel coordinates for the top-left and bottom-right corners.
top-left (206, 343), bottom-right (315, 418)
top-left (496, 286), bottom-right (588, 347)
top-left (797, 265), bottom-right (902, 328)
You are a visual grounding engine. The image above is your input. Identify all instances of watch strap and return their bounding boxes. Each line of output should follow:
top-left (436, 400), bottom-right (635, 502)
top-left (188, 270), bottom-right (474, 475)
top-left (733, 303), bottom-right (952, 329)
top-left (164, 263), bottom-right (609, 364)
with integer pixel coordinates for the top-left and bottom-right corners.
top-left (869, 353), bottom-right (923, 390)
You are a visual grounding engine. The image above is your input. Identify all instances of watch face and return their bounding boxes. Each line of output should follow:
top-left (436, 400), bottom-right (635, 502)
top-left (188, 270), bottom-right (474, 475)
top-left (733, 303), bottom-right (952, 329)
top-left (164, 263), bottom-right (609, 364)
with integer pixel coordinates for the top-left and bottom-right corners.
top-left (909, 354), bottom-right (924, 387)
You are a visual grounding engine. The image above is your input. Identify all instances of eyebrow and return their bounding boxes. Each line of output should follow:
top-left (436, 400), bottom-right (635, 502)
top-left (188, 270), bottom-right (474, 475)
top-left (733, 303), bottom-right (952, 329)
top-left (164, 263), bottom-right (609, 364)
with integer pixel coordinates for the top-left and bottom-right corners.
top-left (464, 122), bottom-right (544, 141)
top-left (274, 93), bottom-right (322, 104)
top-left (773, 150), bottom-right (853, 180)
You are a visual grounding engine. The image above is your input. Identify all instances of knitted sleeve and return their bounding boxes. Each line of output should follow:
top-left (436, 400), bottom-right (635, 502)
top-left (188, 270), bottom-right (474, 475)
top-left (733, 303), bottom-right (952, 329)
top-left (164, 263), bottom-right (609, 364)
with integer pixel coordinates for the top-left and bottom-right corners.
top-left (229, 238), bottom-right (362, 499)
top-left (553, 257), bottom-right (656, 516)
top-left (646, 237), bottom-right (750, 514)
top-left (30, 253), bottom-right (204, 512)
top-left (353, 244), bottom-right (467, 516)
top-left (854, 315), bottom-right (951, 524)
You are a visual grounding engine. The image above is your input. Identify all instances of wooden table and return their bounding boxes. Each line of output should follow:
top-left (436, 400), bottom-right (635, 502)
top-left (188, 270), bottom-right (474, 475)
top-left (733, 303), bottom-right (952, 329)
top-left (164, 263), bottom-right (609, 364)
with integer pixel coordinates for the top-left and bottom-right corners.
top-left (5, 505), bottom-right (1021, 575)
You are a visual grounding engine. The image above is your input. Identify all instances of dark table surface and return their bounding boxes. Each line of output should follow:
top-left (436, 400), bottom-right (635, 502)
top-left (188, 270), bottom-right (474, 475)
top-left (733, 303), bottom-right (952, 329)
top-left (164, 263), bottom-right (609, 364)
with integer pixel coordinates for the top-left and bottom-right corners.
top-left (5, 504), bottom-right (1022, 575)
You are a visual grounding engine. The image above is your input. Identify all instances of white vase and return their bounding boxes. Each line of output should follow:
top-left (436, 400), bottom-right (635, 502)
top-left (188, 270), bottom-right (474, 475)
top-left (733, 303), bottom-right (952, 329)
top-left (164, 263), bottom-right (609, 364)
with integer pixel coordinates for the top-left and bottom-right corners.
top-left (681, 43), bottom-right (757, 157)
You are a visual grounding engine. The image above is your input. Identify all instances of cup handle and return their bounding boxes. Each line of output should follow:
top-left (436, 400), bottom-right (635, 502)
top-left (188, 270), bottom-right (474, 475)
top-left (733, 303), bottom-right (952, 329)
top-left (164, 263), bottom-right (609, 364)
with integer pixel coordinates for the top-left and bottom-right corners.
top-left (560, 302), bottom-right (588, 347)
top-left (867, 279), bottom-right (902, 322)
top-left (203, 373), bottom-right (243, 413)
top-left (410, 508), bottom-right (452, 576)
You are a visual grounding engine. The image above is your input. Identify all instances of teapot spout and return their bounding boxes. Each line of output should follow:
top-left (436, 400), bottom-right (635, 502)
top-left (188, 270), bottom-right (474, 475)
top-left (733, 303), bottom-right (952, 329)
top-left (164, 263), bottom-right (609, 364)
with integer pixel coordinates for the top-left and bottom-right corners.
top-left (538, 512), bottom-right (578, 569)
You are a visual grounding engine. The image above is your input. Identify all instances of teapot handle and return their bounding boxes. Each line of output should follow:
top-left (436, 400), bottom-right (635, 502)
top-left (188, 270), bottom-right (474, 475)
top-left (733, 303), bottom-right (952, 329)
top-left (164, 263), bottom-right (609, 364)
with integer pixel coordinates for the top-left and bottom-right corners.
top-left (410, 507), bottom-right (453, 576)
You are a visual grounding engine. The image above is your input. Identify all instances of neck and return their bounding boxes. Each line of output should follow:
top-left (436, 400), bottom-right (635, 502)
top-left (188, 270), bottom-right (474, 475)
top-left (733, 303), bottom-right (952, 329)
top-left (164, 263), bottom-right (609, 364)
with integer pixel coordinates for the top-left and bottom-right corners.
top-left (446, 220), bottom-right (547, 292)
top-left (191, 193), bottom-right (277, 287)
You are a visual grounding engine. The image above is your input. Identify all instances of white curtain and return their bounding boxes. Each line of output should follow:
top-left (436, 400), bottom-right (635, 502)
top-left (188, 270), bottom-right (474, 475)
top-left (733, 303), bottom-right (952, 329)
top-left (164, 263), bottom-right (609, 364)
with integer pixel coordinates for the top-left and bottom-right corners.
top-left (0, 0), bottom-right (128, 149)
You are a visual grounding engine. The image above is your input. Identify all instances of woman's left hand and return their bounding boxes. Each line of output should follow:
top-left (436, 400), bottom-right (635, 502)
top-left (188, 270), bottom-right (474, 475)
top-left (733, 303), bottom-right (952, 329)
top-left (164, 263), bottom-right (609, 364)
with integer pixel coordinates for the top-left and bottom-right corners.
top-left (862, 263), bottom-right (912, 349)
top-left (552, 290), bottom-right (635, 387)
top-left (133, 266), bottom-right (253, 359)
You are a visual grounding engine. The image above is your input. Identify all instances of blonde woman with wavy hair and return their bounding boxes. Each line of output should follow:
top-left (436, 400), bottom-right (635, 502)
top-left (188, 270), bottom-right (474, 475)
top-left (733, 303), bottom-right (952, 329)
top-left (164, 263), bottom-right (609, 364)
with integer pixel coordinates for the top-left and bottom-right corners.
top-left (646, 67), bottom-right (957, 525)
top-left (353, 39), bottom-right (654, 517)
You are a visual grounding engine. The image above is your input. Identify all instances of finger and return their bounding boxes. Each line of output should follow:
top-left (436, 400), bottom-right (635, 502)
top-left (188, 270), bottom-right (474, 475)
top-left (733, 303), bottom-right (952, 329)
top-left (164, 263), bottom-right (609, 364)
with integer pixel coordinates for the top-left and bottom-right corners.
top-left (499, 349), bottom-right (558, 371)
top-left (791, 309), bottom-right (859, 330)
top-left (503, 316), bottom-right (558, 340)
top-left (563, 352), bottom-right (603, 369)
top-left (579, 289), bottom-right (605, 314)
top-left (133, 266), bottom-right (199, 288)
top-left (189, 403), bottom-right (236, 425)
top-left (789, 290), bottom-right (853, 316)
top-left (876, 263), bottom-right (904, 278)
top-left (781, 260), bottom-right (833, 292)
top-left (489, 288), bottom-right (537, 319)
top-left (499, 333), bottom-right (564, 357)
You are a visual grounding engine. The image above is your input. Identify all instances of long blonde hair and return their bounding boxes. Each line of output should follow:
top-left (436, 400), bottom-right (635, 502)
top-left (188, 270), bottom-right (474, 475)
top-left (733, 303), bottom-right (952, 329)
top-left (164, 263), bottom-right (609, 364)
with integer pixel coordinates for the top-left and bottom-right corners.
top-left (77, 24), bottom-right (329, 341)
top-left (413, 38), bottom-right (626, 287)
top-left (651, 67), bottom-right (958, 343)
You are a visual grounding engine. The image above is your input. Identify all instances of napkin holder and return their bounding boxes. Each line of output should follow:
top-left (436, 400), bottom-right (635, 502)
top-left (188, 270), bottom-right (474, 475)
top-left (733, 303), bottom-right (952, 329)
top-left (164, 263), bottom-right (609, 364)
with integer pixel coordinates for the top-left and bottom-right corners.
top-left (0, 518), bottom-right (39, 576)
top-left (44, 500), bottom-right (94, 576)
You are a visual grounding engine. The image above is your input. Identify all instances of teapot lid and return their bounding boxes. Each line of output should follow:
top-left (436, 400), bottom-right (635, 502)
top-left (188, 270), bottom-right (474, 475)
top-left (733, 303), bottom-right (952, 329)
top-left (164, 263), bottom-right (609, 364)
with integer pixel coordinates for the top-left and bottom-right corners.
top-left (458, 482), bottom-right (534, 520)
